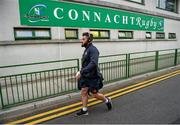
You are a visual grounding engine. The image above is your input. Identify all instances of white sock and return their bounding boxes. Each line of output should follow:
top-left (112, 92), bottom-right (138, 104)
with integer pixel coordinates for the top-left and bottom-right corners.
top-left (82, 107), bottom-right (87, 111)
top-left (105, 97), bottom-right (109, 103)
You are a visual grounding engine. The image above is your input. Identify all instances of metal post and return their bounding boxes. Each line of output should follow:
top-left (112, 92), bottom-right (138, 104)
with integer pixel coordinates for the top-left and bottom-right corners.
top-left (0, 84), bottom-right (4, 109)
top-left (155, 51), bottom-right (159, 71)
top-left (174, 49), bottom-right (178, 66)
top-left (126, 54), bottom-right (130, 78)
top-left (77, 59), bottom-right (80, 71)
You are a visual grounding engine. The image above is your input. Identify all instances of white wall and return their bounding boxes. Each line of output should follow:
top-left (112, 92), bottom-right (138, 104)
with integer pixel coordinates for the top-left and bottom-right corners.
top-left (0, 0), bottom-right (180, 67)
top-left (100, 0), bottom-right (180, 17)
top-left (0, 0), bottom-right (20, 41)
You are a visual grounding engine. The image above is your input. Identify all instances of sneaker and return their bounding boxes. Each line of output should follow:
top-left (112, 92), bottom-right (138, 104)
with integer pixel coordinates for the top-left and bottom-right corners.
top-left (106, 97), bottom-right (112, 110)
top-left (76, 109), bottom-right (88, 116)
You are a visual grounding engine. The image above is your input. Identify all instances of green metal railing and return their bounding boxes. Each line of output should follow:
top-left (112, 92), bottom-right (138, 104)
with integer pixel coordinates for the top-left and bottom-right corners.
top-left (0, 49), bottom-right (179, 109)
top-left (0, 59), bottom-right (79, 109)
top-left (99, 54), bottom-right (127, 83)
top-left (177, 49), bottom-right (180, 65)
top-left (129, 51), bottom-right (156, 76)
top-left (158, 49), bottom-right (175, 69)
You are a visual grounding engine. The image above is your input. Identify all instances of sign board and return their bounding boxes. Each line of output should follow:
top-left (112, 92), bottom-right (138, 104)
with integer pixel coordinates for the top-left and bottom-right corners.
top-left (18, 0), bottom-right (164, 31)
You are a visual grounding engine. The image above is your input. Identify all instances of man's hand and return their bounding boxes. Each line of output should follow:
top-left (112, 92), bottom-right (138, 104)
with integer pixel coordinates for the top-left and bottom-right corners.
top-left (76, 71), bottom-right (81, 80)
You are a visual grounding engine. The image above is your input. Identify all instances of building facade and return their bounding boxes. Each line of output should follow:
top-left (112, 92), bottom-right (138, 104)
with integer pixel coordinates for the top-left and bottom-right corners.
top-left (0, 0), bottom-right (180, 66)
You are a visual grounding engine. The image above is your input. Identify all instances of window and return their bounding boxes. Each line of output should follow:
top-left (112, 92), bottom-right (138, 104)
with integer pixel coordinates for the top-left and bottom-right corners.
top-left (146, 32), bottom-right (152, 39)
top-left (14, 28), bottom-right (51, 40)
top-left (16, 30), bottom-right (33, 38)
top-left (126, 0), bottom-right (144, 4)
top-left (157, 0), bottom-right (177, 12)
top-left (118, 31), bottom-right (133, 39)
top-left (35, 30), bottom-right (50, 37)
top-left (90, 30), bottom-right (110, 39)
top-left (65, 29), bottom-right (78, 39)
top-left (156, 32), bottom-right (165, 39)
top-left (169, 33), bottom-right (176, 39)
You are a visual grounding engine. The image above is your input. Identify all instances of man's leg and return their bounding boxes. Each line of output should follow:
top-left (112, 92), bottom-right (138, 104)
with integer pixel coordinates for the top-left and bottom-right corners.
top-left (92, 90), bottom-right (112, 110)
top-left (81, 87), bottom-right (88, 108)
top-left (76, 87), bottom-right (89, 116)
top-left (92, 91), bottom-right (106, 101)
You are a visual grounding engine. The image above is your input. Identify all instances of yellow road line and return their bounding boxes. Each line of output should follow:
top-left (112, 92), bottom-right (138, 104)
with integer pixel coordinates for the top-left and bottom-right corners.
top-left (110, 73), bottom-right (178, 99)
top-left (25, 106), bottom-right (83, 125)
top-left (105, 70), bottom-right (180, 97)
top-left (25, 72), bottom-right (179, 125)
top-left (7, 70), bottom-right (180, 124)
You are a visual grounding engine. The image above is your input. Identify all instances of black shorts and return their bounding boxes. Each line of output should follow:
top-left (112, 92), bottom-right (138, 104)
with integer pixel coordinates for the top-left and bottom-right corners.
top-left (78, 77), bottom-right (103, 94)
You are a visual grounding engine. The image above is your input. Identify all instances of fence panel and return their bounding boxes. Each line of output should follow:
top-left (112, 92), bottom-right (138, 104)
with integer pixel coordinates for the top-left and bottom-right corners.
top-left (99, 54), bottom-right (127, 83)
top-left (0, 59), bottom-right (79, 109)
top-left (177, 49), bottom-right (180, 65)
top-left (158, 50), bottom-right (175, 69)
top-left (129, 51), bottom-right (156, 76)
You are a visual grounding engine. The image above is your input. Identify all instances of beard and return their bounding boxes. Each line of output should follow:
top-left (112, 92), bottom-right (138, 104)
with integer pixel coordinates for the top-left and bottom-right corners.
top-left (81, 42), bottom-right (88, 47)
top-left (81, 43), bottom-right (84, 47)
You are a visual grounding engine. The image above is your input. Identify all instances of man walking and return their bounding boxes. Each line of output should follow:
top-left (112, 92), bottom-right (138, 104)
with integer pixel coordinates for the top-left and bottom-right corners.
top-left (75, 32), bottom-right (112, 116)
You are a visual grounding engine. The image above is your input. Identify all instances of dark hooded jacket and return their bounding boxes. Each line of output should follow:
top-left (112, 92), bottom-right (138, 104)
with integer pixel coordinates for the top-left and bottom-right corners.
top-left (78, 43), bottom-right (103, 91)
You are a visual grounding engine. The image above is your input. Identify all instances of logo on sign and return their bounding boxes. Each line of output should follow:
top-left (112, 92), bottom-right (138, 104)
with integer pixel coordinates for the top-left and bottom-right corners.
top-left (24, 4), bottom-right (49, 23)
